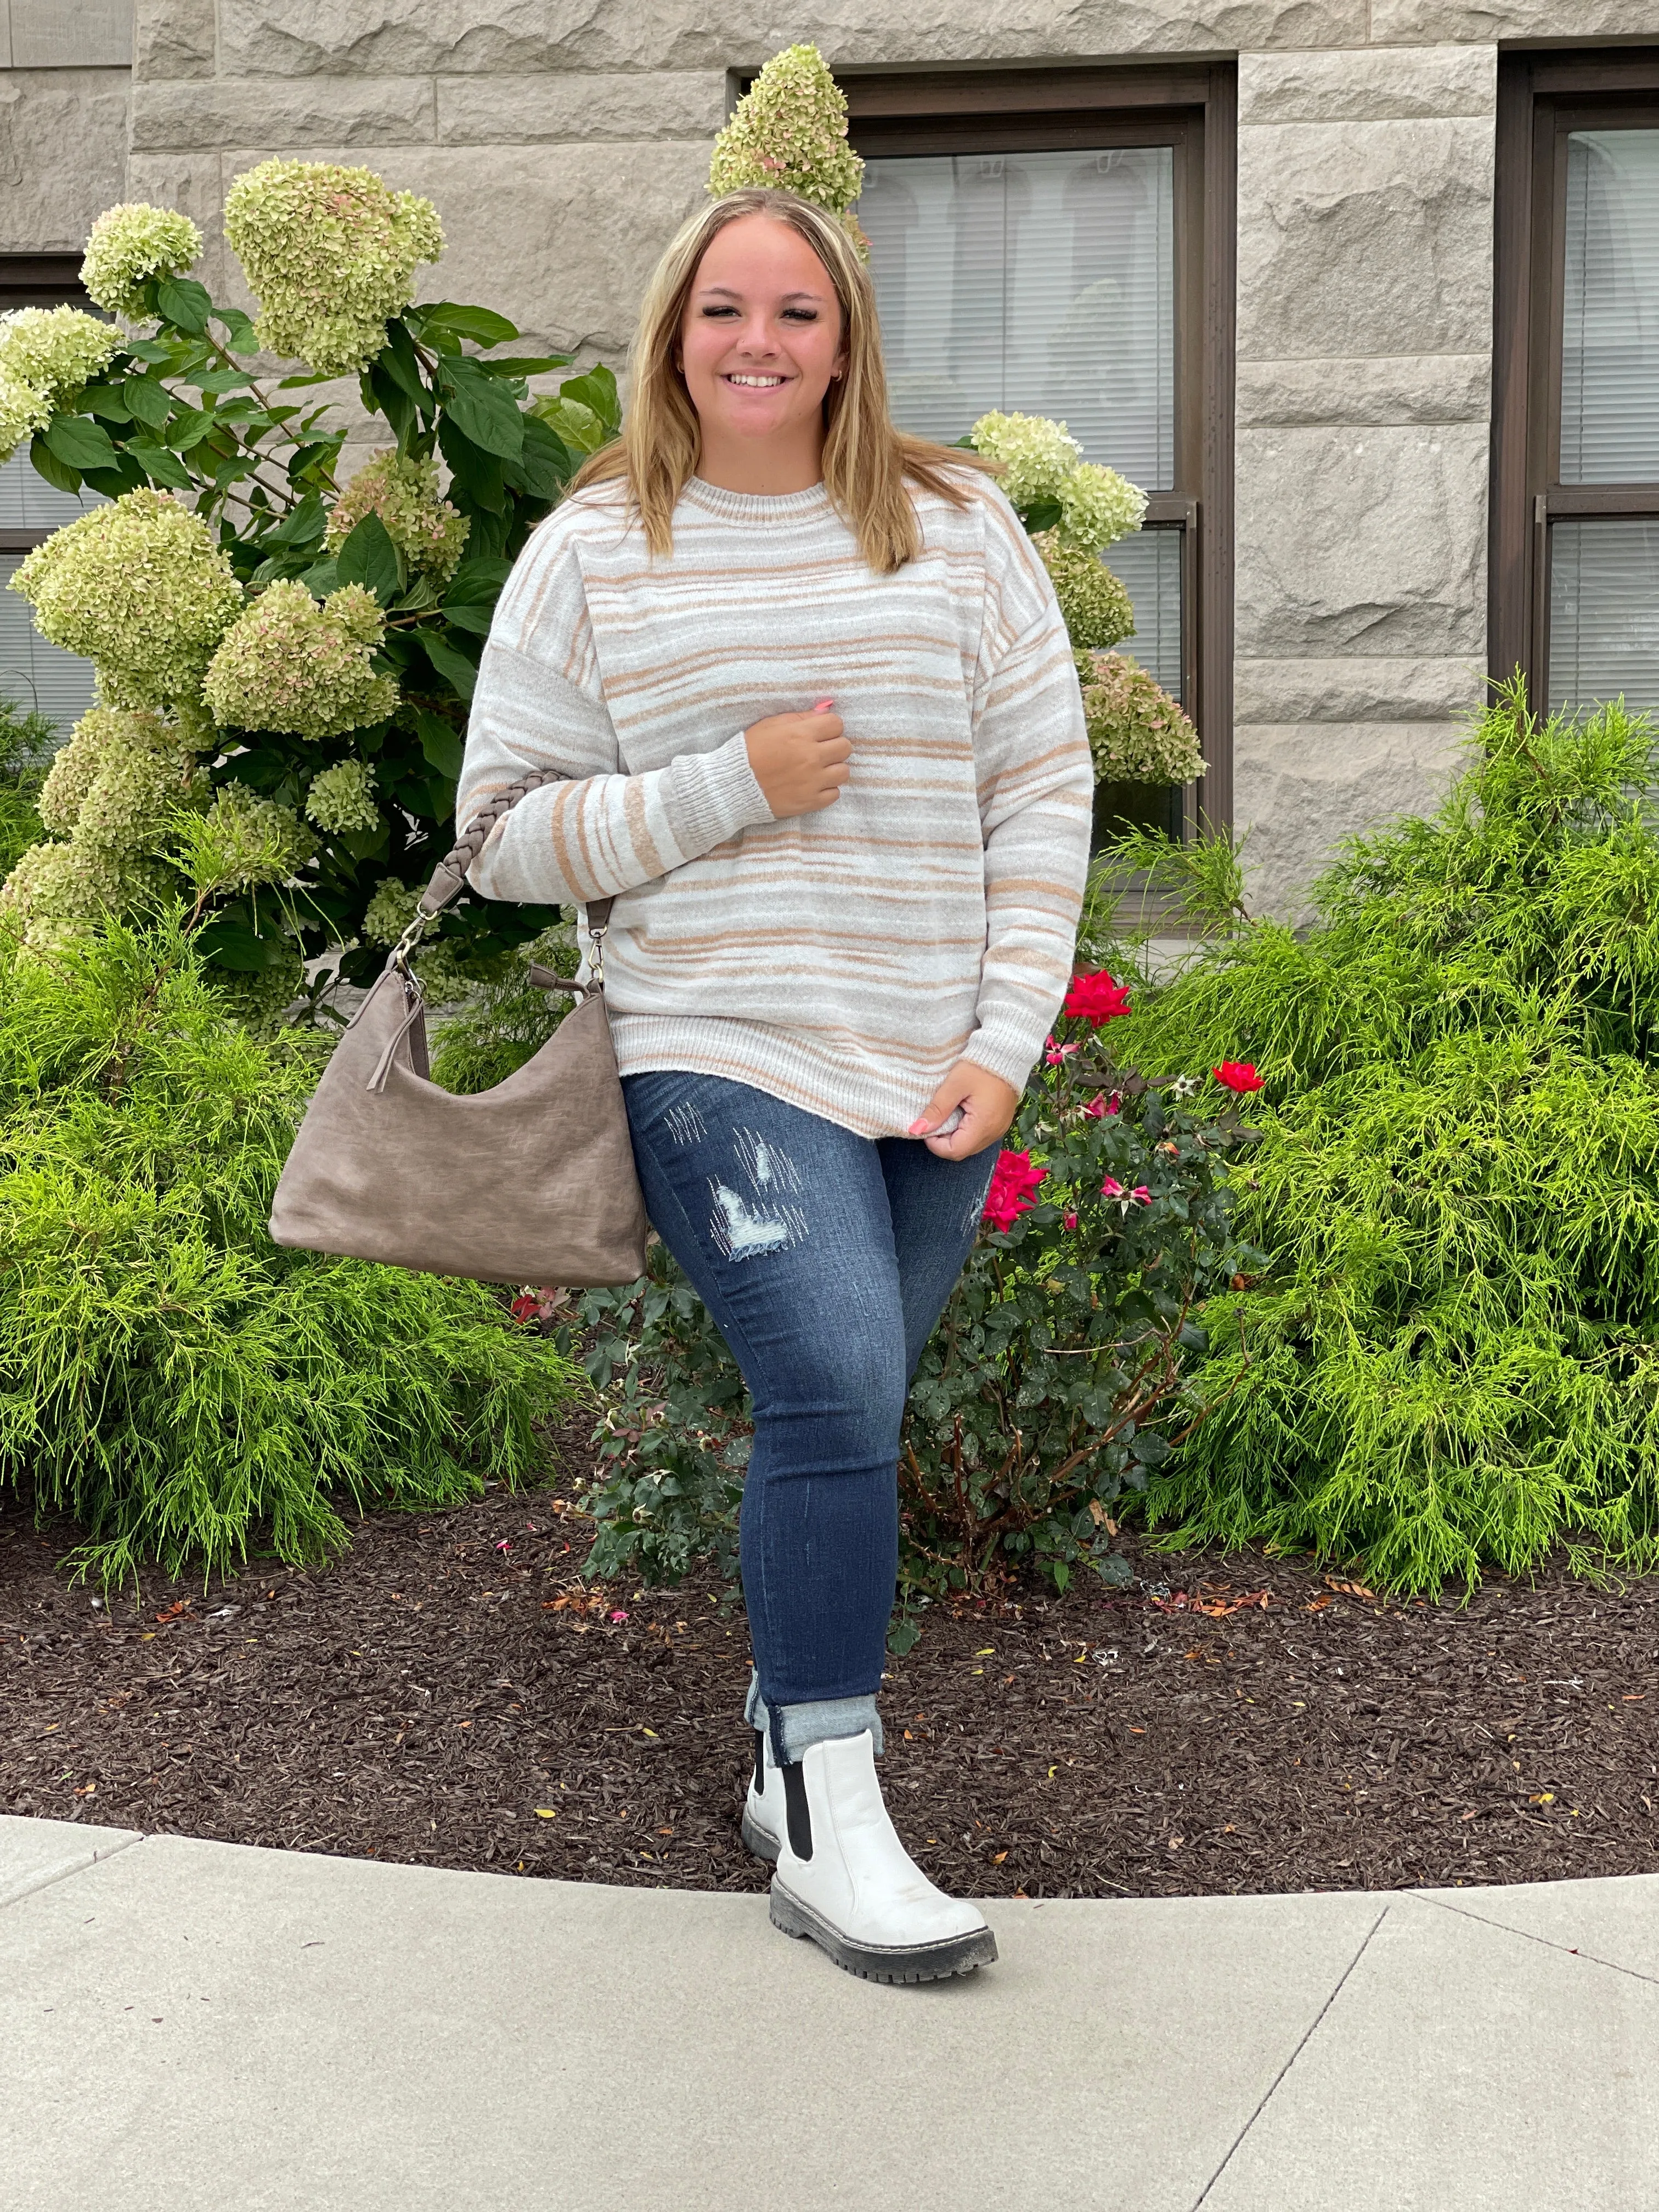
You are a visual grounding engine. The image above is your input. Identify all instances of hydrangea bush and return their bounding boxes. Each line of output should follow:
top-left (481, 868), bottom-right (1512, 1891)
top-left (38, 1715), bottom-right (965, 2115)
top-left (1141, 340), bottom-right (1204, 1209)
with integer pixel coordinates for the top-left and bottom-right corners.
top-left (1076, 647), bottom-right (1205, 785)
top-left (3, 170), bottom-right (619, 1005)
top-left (709, 43), bottom-right (866, 238)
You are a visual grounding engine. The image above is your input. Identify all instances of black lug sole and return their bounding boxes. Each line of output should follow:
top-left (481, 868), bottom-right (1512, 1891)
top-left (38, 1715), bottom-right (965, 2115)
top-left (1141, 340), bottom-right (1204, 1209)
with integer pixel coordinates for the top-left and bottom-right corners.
top-left (769, 1880), bottom-right (997, 1984)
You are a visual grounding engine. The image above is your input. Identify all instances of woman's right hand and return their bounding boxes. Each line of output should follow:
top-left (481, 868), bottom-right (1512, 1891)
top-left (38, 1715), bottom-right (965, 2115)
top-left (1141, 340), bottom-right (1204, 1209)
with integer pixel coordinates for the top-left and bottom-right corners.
top-left (744, 700), bottom-right (849, 818)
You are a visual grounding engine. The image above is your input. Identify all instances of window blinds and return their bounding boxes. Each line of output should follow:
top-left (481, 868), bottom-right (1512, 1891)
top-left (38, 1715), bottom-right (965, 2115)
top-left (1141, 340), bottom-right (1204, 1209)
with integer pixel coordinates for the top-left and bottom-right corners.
top-left (0, 450), bottom-right (101, 734)
top-left (1561, 129), bottom-right (1659, 485)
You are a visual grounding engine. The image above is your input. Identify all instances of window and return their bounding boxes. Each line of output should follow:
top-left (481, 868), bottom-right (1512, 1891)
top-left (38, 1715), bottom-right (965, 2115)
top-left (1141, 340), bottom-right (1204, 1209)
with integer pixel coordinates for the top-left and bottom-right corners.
top-left (1492, 52), bottom-right (1659, 719)
top-left (0, 256), bottom-right (105, 736)
top-left (843, 64), bottom-right (1237, 834)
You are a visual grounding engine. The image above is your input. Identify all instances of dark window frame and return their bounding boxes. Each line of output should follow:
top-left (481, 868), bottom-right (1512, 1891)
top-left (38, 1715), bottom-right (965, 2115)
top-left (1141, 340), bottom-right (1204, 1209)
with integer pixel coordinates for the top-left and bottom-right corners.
top-left (1492, 48), bottom-right (1659, 711)
top-left (805, 63), bottom-right (1238, 830)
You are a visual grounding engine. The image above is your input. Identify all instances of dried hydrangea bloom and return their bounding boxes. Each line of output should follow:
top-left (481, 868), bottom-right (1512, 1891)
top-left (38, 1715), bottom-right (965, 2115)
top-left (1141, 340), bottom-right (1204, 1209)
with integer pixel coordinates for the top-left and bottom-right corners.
top-left (1076, 648), bottom-right (1204, 787)
top-left (325, 451), bottom-right (470, 582)
top-left (12, 490), bottom-right (244, 710)
top-left (362, 876), bottom-right (419, 946)
top-left (224, 160), bottom-right (444, 377)
top-left (203, 580), bottom-right (398, 742)
top-left (708, 43), bottom-right (865, 217)
top-left (969, 411), bottom-right (1083, 510)
top-left (195, 782), bottom-right (315, 890)
top-left (304, 757), bottom-right (381, 836)
top-left (211, 948), bottom-right (306, 1036)
top-left (81, 202), bottom-right (204, 319)
top-left (1057, 462), bottom-right (1148, 555)
top-left (1033, 532), bottom-right (1135, 654)
top-left (38, 706), bottom-right (192, 850)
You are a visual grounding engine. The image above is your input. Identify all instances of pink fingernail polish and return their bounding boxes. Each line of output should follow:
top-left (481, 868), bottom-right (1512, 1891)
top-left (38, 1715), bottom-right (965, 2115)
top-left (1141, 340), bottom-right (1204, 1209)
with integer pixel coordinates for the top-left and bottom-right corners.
top-left (812, 697), bottom-right (834, 711)
top-left (907, 1117), bottom-right (928, 1135)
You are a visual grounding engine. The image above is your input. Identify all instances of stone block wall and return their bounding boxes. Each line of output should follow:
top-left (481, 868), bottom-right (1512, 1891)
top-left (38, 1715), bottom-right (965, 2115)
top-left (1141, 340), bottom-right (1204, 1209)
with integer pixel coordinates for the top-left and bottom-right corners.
top-left (0, 2), bottom-right (132, 253)
top-left (15, 0), bottom-right (1659, 905)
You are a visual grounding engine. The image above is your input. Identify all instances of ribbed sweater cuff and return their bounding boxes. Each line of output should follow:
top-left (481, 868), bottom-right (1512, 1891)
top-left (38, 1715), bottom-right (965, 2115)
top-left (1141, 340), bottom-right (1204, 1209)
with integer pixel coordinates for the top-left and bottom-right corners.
top-left (959, 1021), bottom-right (1047, 1097)
top-left (665, 728), bottom-right (775, 853)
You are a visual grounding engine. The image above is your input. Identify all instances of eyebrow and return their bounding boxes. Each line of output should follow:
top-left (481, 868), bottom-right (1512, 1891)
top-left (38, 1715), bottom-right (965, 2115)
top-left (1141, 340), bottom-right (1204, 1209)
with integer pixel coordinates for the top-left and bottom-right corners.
top-left (696, 285), bottom-right (829, 300)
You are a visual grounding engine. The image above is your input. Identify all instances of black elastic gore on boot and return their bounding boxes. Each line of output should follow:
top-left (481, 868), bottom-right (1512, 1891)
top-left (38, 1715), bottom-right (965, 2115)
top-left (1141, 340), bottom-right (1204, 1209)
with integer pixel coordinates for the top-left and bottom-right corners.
top-left (753, 1728), bottom-right (765, 1797)
top-left (781, 1761), bottom-right (813, 1860)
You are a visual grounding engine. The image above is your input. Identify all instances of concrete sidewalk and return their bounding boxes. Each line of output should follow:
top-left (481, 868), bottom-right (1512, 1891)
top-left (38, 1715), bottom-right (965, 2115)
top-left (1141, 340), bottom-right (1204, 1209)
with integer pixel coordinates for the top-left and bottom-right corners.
top-left (2, 1814), bottom-right (1655, 2211)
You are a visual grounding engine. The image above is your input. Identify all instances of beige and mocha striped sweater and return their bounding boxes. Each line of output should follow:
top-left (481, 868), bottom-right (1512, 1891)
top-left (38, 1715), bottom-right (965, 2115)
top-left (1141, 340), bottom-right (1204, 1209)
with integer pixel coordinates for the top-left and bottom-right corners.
top-left (459, 472), bottom-right (1093, 1139)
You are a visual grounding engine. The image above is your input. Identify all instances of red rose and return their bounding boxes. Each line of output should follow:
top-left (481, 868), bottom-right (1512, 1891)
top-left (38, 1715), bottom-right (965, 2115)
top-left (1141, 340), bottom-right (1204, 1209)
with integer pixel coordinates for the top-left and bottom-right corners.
top-left (1063, 970), bottom-right (1133, 1025)
top-left (1212, 1061), bottom-right (1263, 1094)
top-left (982, 1148), bottom-right (1046, 1231)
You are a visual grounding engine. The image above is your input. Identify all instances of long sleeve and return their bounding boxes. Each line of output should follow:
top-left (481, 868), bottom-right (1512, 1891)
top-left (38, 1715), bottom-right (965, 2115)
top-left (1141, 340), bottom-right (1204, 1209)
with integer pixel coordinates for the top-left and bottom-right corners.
top-left (457, 506), bottom-right (774, 907)
top-left (960, 500), bottom-right (1094, 1092)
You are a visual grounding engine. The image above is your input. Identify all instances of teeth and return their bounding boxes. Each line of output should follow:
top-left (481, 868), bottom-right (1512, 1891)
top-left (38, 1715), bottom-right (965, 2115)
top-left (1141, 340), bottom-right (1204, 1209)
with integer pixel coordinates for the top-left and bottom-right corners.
top-left (727, 374), bottom-right (785, 387)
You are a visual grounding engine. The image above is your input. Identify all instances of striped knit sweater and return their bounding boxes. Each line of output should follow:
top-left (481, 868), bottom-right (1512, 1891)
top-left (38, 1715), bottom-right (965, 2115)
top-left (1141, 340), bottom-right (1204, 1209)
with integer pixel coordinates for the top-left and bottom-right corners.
top-left (459, 471), bottom-right (1094, 1140)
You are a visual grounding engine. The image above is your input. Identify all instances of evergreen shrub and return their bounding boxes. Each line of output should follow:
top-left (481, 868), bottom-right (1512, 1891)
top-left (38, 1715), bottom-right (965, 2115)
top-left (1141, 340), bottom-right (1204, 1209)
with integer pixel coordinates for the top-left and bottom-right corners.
top-left (1105, 682), bottom-right (1659, 1594)
top-left (0, 906), bottom-right (578, 1585)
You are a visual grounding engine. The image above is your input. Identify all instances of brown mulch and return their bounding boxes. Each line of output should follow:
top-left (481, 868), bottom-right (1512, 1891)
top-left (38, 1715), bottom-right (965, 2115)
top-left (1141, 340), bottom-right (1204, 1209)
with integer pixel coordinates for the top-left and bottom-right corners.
top-left (4, 1469), bottom-right (1658, 1899)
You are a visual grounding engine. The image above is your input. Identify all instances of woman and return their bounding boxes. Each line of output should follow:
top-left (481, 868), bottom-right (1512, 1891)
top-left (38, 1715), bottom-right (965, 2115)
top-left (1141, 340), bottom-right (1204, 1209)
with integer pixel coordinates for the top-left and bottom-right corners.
top-left (460, 185), bottom-right (1092, 1983)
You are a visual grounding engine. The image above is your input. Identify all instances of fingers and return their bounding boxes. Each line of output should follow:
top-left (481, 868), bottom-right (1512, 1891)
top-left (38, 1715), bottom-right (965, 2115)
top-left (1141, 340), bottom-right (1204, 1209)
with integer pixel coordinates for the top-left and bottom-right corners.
top-left (907, 1077), bottom-right (966, 1139)
top-left (910, 1064), bottom-right (1021, 1159)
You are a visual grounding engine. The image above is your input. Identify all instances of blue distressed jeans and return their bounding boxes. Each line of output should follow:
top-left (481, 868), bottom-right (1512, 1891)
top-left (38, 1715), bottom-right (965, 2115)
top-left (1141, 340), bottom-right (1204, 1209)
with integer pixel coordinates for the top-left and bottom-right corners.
top-left (622, 1070), bottom-right (996, 1767)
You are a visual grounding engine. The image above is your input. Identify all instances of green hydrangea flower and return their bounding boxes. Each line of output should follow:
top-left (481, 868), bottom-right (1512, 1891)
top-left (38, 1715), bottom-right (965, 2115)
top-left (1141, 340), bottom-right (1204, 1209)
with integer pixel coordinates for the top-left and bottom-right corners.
top-left (1034, 532), bottom-right (1135, 654)
top-left (325, 451), bottom-right (469, 582)
top-left (224, 160), bottom-right (444, 377)
top-left (1075, 648), bottom-right (1204, 786)
top-left (0, 837), bottom-right (153, 946)
top-left (304, 758), bottom-right (381, 836)
top-left (708, 44), bottom-right (865, 218)
top-left (969, 411), bottom-right (1082, 509)
top-left (362, 876), bottom-right (419, 946)
top-left (1057, 461), bottom-right (1148, 555)
top-left (11, 490), bottom-right (244, 710)
top-left (203, 580), bottom-right (398, 742)
top-left (0, 368), bottom-right (50, 464)
top-left (208, 948), bottom-right (306, 1037)
top-left (0, 306), bottom-right (121, 408)
top-left (194, 782), bottom-right (315, 891)
top-left (81, 202), bottom-right (204, 319)
top-left (38, 706), bottom-right (195, 853)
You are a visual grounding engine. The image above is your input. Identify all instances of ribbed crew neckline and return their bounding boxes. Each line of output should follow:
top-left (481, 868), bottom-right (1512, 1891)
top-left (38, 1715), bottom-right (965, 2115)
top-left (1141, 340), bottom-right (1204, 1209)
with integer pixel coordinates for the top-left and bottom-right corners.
top-left (681, 476), bottom-right (836, 525)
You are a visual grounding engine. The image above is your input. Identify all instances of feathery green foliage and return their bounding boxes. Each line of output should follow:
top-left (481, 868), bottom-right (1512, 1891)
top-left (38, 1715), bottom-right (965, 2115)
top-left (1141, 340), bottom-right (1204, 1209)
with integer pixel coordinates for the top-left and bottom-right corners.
top-left (0, 911), bottom-right (578, 1585)
top-left (1102, 682), bottom-right (1659, 1594)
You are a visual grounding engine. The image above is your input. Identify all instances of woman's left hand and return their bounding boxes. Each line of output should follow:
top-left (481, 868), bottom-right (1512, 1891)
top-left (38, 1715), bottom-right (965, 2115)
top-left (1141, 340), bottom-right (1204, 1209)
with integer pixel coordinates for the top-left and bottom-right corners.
top-left (908, 1062), bottom-right (1020, 1159)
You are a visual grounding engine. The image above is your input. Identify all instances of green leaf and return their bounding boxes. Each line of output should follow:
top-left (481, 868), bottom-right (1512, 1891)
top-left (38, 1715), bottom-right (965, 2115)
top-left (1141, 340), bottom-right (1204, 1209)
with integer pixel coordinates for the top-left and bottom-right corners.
top-left (437, 414), bottom-right (505, 513)
top-left (414, 708), bottom-right (465, 780)
top-left (379, 319), bottom-right (431, 407)
top-left (267, 493), bottom-right (327, 548)
top-left (82, 386), bottom-right (132, 424)
top-left (509, 413), bottom-right (574, 501)
top-left (156, 274), bottom-right (212, 335)
top-left (364, 362), bottom-right (416, 447)
top-left (438, 355), bottom-right (524, 460)
top-left (123, 437), bottom-right (195, 491)
top-left (189, 366), bottom-right (255, 396)
top-left (415, 626), bottom-right (479, 701)
top-left (215, 307), bottom-right (260, 354)
top-left (122, 376), bottom-right (173, 430)
top-left (276, 371), bottom-right (337, 390)
top-left (120, 337), bottom-right (173, 365)
top-left (166, 406), bottom-right (215, 454)
top-left (82, 457), bottom-right (148, 499)
top-left (334, 512), bottom-right (402, 605)
top-left (193, 915), bottom-right (293, 972)
top-left (44, 415), bottom-right (120, 473)
top-left (557, 365), bottom-right (620, 435)
top-left (1022, 498), bottom-right (1063, 534)
top-left (477, 355), bottom-right (569, 378)
top-left (417, 301), bottom-right (520, 348)
top-left (532, 394), bottom-right (605, 454)
top-left (297, 556), bottom-right (340, 597)
top-left (441, 601), bottom-right (494, 635)
top-left (442, 557), bottom-right (511, 606)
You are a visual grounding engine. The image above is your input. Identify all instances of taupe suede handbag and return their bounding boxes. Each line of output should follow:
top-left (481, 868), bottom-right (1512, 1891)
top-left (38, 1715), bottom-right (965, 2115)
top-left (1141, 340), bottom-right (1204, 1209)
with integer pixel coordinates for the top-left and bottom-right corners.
top-left (269, 770), bottom-right (648, 1287)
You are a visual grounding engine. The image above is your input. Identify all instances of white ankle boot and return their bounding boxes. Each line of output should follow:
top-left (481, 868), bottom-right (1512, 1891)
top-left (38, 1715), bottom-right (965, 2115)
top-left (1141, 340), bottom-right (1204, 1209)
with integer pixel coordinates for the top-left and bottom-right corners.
top-left (741, 1727), bottom-right (782, 1863)
top-left (768, 1730), bottom-right (997, 1983)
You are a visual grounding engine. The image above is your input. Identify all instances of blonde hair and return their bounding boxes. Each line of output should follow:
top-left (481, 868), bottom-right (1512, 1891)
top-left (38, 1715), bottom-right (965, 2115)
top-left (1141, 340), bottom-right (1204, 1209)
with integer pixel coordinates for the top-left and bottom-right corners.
top-left (571, 186), bottom-right (996, 574)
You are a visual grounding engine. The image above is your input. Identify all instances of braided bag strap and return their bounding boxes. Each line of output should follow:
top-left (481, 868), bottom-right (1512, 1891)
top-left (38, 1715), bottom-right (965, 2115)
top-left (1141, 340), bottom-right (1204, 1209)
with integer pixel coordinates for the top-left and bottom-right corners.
top-left (414, 769), bottom-right (614, 933)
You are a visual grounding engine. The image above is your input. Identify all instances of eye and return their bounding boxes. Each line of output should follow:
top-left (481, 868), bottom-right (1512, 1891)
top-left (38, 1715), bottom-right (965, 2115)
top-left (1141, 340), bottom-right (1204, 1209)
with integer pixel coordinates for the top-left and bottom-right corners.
top-left (699, 304), bottom-right (740, 318)
top-left (782, 307), bottom-right (820, 323)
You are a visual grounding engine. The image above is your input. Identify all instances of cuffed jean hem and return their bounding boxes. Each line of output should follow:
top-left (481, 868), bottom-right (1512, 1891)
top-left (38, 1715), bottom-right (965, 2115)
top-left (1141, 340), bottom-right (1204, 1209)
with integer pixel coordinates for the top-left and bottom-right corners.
top-left (746, 1670), bottom-right (884, 1766)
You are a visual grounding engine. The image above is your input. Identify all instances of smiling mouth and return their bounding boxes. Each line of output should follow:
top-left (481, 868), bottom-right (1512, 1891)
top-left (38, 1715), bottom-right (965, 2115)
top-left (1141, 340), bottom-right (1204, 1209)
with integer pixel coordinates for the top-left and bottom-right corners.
top-left (724, 373), bottom-right (788, 388)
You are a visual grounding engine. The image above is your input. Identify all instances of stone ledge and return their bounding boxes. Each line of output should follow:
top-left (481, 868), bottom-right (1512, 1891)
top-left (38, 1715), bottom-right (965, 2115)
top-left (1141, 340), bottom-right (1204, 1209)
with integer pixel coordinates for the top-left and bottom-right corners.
top-left (1239, 116), bottom-right (1495, 363)
top-left (1238, 353), bottom-right (1491, 427)
top-left (436, 71), bottom-right (727, 145)
top-left (1235, 654), bottom-right (1487, 724)
top-left (1235, 422), bottom-right (1489, 659)
top-left (132, 76), bottom-right (439, 152)
top-left (215, 0), bottom-right (1370, 78)
top-left (11, 0), bottom-right (132, 70)
top-left (1239, 42), bottom-right (1496, 124)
